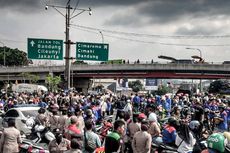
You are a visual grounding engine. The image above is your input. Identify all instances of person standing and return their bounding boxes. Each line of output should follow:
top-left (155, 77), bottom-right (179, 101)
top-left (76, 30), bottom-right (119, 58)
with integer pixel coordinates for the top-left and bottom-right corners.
top-left (0, 119), bottom-right (22, 153)
top-left (58, 109), bottom-right (69, 133)
top-left (65, 116), bottom-right (82, 140)
top-left (49, 129), bottom-right (71, 153)
top-left (83, 120), bottom-right (101, 153)
top-left (132, 122), bottom-right (152, 153)
top-left (123, 99), bottom-right (133, 118)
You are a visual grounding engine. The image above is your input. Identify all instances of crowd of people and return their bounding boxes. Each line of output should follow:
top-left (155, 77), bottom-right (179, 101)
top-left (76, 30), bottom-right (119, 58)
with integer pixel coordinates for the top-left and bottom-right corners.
top-left (0, 89), bottom-right (230, 153)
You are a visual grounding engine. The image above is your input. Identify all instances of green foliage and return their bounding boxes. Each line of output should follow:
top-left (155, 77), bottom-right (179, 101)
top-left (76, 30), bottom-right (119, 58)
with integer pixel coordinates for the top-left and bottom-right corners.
top-left (46, 74), bottom-right (61, 92)
top-left (0, 46), bottom-right (32, 66)
top-left (128, 80), bottom-right (143, 92)
top-left (19, 72), bottom-right (40, 83)
top-left (209, 79), bottom-right (230, 94)
top-left (151, 85), bottom-right (172, 96)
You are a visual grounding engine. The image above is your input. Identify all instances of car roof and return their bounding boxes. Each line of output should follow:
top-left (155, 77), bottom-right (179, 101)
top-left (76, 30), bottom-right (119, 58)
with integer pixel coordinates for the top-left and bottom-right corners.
top-left (10, 107), bottom-right (40, 111)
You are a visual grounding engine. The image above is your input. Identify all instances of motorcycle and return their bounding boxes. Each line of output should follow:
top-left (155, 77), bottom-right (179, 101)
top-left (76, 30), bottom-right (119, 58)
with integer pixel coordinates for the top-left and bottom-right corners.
top-left (96, 115), bottom-right (113, 144)
top-left (19, 139), bottom-right (49, 153)
top-left (26, 124), bottom-right (55, 144)
top-left (151, 142), bottom-right (177, 153)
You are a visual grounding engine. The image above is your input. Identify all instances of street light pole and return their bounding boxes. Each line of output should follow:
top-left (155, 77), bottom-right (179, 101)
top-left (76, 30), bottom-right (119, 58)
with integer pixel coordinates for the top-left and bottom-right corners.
top-left (99, 31), bottom-right (104, 43)
top-left (186, 47), bottom-right (202, 58)
top-left (0, 41), bottom-right (5, 66)
top-left (186, 47), bottom-right (203, 93)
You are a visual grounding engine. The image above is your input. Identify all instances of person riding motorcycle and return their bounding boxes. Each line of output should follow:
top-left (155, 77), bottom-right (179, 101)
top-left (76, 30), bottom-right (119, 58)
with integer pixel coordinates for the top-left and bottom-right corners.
top-left (162, 117), bottom-right (178, 147)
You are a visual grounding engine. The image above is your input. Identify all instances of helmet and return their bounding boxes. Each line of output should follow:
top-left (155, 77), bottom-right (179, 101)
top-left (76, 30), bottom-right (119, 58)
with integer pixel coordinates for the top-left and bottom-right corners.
top-left (85, 109), bottom-right (93, 116)
top-left (189, 120), bottom-right (200, 131)
top-left (167, 117), bottom-right (178, 127)
top-left (34, 125), bottom-right (45, 132)
top-left (148, 113), bottom-right (157, 122)
top-left (207, 133), bottom-right (226, 153)
top-left (26, 118), bottom-right (35, 129)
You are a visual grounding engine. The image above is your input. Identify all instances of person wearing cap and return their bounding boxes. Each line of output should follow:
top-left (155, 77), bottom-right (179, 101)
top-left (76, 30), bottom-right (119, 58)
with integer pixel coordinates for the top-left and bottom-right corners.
top-left (132, 121), bottom-right (152, 153)
top-left (49, 128), bottom-right (71, 153)
top-left (65, 116), bottom-right (82, 140)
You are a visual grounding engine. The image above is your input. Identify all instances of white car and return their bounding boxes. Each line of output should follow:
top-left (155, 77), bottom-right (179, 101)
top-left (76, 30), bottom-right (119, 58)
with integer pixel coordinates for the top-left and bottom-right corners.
top-left (2, 105), bottom-right (40, 135)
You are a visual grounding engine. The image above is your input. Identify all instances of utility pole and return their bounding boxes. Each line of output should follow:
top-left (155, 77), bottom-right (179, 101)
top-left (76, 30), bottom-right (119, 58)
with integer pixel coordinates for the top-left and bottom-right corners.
top-left (65, 4), bottom-right (71, 89)
top-left (45, 1), bottom-right (92, 90)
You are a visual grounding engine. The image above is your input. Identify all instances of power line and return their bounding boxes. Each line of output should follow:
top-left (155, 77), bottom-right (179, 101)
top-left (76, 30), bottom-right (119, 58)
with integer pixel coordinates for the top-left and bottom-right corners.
top-left (71, 0), bottom-right (80, 16)
top-left (71, 26), bottom-right (230, 47)
top-left (71, 24), bottom-right (230, 39)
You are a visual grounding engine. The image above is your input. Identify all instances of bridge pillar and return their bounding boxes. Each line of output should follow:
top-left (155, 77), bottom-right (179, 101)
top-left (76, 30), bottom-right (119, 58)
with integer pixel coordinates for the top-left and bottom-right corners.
top-left (72, 78), bottom-right (92, 94)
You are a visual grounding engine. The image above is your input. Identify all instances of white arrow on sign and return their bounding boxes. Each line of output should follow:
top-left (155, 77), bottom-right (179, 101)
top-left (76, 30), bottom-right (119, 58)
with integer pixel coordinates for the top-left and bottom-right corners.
top-left (30, 40), bottom-right (35, 47)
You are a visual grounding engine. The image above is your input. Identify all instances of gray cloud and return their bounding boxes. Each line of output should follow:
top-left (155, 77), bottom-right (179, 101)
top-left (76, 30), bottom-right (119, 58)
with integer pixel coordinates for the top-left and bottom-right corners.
top-left (175, 25), bottom-right (222, 35)
top-left (104, 0), bottom-right (230, 26)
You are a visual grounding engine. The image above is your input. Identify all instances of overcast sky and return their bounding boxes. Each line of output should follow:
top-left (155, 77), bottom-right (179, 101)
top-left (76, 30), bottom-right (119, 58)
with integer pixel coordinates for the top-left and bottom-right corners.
top-left (0, 0), bottom-right (230, 64)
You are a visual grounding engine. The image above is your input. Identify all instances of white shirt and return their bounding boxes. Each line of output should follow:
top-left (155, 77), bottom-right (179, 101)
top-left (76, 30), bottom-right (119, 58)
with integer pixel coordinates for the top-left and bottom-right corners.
top-left (175, 132), bottom-right (196, 153)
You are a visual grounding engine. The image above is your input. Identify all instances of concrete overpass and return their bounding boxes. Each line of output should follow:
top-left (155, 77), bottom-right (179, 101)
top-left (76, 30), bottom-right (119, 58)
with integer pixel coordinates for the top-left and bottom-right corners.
top-left (0, 63), bottom-right (229, 80)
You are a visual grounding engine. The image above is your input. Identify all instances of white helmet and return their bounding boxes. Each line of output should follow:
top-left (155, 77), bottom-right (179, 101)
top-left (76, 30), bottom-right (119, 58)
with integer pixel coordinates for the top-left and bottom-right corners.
top-left (26, 118), bottom-right (35, 129)
top-left (189, 120), bottom-right (200, 130)
top-left (34, 125), bottom-right (45, 132)
top-left (148, 113), bottom-right (157, 122)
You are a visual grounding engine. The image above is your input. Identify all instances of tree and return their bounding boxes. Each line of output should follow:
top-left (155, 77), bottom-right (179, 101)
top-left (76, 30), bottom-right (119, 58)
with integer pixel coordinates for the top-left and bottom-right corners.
top-left (0, 46), bottom-right (32, 66)
top-left (128, 80), bottom-right (143, 92)
top-left (46, 74), bottom-right (61, 92)
top-left (151, 85), bottom-right (172, 96)
top-left (209, 79), bottom-right (230, 94)
top-left (19, 72), bottom-right (40, 83)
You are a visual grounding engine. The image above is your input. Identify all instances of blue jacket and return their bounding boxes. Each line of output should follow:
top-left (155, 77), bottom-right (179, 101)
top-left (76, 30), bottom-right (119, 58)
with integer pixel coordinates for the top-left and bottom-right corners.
top-left (162, 125), bottom-right (177, 144)
top-left (218, 111), bottom-right (228, 130)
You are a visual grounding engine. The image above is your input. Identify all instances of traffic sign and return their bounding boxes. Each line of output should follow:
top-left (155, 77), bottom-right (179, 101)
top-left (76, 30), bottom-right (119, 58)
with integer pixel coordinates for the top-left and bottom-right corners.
top-left (27, 38), bottom-right (63, 60)
top-left (145, 79), bottom-right (158, 91)
top-left (76, 42), bottom-right (109, 61)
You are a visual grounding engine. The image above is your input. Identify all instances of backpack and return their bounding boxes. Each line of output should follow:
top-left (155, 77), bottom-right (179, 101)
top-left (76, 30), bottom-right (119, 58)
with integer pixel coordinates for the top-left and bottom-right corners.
top-left (84, 131), bottom-right (97, 152)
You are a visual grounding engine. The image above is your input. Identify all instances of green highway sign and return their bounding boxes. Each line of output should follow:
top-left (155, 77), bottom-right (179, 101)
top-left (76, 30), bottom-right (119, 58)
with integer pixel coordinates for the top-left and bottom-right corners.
top-left (76, 42), bottom-right (109, 61)
top-left (27, 38), bottom-right (63, 60)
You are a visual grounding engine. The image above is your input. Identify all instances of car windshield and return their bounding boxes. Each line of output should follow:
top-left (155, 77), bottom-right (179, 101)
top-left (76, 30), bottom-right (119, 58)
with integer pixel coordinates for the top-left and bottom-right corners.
top-left (21, 110), bottom-right (38, 118)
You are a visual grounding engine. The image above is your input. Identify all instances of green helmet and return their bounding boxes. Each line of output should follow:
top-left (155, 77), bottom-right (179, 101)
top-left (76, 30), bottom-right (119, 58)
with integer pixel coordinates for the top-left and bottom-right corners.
top-left (207, 133), bottom-right (226, 153)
